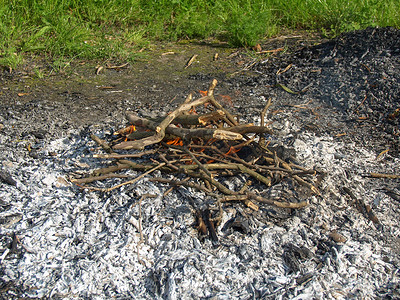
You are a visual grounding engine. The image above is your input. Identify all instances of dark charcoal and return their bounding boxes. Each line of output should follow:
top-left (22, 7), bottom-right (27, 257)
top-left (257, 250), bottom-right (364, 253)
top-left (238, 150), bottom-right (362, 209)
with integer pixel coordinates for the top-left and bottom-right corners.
top-left (283, 243), bottom-right (313, 273)
top-left (0, 170), bottom-right (17, 186)
top-left (251, 27), bottom-right (400, 154)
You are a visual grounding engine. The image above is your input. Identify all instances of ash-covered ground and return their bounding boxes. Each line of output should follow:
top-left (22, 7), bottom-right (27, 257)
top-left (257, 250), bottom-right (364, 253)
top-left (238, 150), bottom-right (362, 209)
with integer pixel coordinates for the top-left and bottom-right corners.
top-left (0, 27), bottom-right (399, 299)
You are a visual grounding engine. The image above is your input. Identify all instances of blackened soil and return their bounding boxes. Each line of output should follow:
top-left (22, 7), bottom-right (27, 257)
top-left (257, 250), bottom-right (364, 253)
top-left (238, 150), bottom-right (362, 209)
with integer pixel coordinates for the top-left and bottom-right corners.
top-left (247, 27), bottom-right (400, 155)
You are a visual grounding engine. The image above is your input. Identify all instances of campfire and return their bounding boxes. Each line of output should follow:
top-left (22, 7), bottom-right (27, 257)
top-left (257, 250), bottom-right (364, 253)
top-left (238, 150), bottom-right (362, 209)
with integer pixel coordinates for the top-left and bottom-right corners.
top-left (71, 79), bottom-right (321, 243)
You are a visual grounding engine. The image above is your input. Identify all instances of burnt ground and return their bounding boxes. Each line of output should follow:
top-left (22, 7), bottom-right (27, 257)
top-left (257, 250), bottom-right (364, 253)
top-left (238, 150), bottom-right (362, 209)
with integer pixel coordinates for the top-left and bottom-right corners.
top-left (248, 27), bottom-right (400, 156)
top-left (0, 27), bottom-right (399, 299)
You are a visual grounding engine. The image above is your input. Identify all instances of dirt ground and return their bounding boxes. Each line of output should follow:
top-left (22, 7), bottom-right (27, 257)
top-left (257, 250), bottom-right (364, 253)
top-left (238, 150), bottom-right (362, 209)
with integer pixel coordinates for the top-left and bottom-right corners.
top-left (0, 32), bottom-right (322, 135)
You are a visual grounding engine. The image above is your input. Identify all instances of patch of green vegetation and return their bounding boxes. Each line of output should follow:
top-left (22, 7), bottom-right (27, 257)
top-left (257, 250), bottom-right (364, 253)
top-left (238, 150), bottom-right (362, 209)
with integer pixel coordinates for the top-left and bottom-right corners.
top-left (268, 0), bottom-right (400, 37)
top-left (0, 0), bottom-right (399, 70)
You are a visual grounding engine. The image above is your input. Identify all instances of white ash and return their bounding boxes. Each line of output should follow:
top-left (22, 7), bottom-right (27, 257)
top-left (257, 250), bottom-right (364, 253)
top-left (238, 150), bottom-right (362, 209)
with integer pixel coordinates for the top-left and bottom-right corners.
top-left (1, 120), bottom-right (400, 299)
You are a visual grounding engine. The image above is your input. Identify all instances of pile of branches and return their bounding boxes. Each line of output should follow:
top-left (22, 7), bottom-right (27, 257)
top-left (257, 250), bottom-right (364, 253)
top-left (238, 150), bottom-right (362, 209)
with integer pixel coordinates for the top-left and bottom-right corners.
top-left (72, 80), bottom-right (321, 239)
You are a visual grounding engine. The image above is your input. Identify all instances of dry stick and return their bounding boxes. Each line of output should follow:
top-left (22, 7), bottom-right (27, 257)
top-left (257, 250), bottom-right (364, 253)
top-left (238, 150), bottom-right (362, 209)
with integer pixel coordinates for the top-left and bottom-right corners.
top-left (247, 192), bottom-right (308, 208)
top-left (137, 193), bottom-right (157, 265)
top-left (261, 98), bottom-right (272, 128)
top-left (150, 177), bottom-right (218, 196)
top-left (164, 142), bottom-right (270, 194)
top-left (92, 163), bottom-right (132, 176)
top-left (71, 173), bottom-right (130, 184)
top-left (259, 98), bottom-right (272, 147)
top-left (225, 124), bottom-right (273, 135)
top-left (158, 153), bottom-right (179, 171)
top-left (239, 180), bottom-right (252, 194)
top-left (91, 149), bottom-right (276, 192)
top-left (183, 92), bottom-right (193, 104)
top-left (207, 86), bottom-right (238, 126)
top-left (124, 114), bottom-right (242, 141)
top-left (87, 134), bottom-right (136, 177)
top-left (173, 161), bottom-right (271, 188)
top-left (185, 54), bottom-right (198, 69)
top-left (190, 151), bottom-right (246, 172)
top-left (204, 179), bottom-right (213, 192)
top-left (151, 175), bottom-right (301, 210)
top-left (370, 173), bottom-right (400, 179)
top-left (94, 156), bottom-right (195, 177)
top-left (210, 104), bottom-right (237, 127)
top-left (273, 151), bottom-right (280, 168)
top-left (237, 180), bottom-right (259, 210)
top-left (180, 145), bottom-right (216, 191)
top-left (117, 80), bottom-right (218, 151)
top-left (90, 134), bottom-right (158, 174)
top-left (221, 193), bottom-right (308, 209)
top-left (114, 95), bottom-right (214, 150)
top-left (185, 169), bottom-right (235, 195)
top-left (210, 144), bottom-right (267, 173)
top-left (181, 146), bottom-right (213, 178)
top-left (91, 134), bottom-right (113, 153)
top-left (93, 161), bottom-right (157, 176)
top-left (86, 163), bottom-right (166, 192)
top-left (163, 177), bottom-right (191, 197)
top-left (134, 110), bottom-right (226, 126)
top-left (158, 152), bottom-right (189, 197)
top-left (192, 148), bottom-right (314, 195)
top-left (207, 79), bottom-right (218, 97)
top-left (93, 149), bottom-right (156, 159)
top-left (293, 175), bottom-right (320, 195)
top-left (236, 164), bottom-right (272, 187)
top-left (275, 155), bottom-right (320, 195)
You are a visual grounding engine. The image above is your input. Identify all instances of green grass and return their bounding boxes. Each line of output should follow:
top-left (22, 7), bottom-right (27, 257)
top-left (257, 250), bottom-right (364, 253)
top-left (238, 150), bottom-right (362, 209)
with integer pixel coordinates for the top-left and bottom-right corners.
top-left (0, 0), bottom-right (399, 70)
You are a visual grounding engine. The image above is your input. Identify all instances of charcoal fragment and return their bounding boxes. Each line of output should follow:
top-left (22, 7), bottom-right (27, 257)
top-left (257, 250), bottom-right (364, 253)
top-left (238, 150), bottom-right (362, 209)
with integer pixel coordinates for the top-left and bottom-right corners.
top-left (30, 129), bottom-right (47, 139)
top-left (283, 243), bottom-right (313, 273)
top-left (383, 189), bottom-right (400, 202)
top-left (28, 151), bottom-right (40, 159)
top-left (296, 273), bottom-right (314, 285)
top-left (0, 170), bottom-right (17, 186)
top-left (222, 215), bottom-right (250, 234)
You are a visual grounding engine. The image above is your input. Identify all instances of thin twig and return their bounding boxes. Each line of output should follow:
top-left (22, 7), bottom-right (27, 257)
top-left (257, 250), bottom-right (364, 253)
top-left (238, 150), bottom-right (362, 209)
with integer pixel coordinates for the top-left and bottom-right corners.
top-left (93, 150), bottom-right (156, 159)
top-left (137, 193), bottom-right (157, 265)
top-left (85, 162), bottom-right (166, 192)
top-left (71, 173), bottom-right (130, 184)
top-left (369, 172), bottom-right (400, 179)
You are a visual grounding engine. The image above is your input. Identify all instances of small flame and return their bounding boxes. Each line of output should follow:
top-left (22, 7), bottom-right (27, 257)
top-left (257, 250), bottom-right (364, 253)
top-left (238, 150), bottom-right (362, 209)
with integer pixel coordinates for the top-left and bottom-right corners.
top-left (224, 146), bottom-right (241, 156)
top-left (114, 125), bottom-right (136, 136)
top-left (199, 90), bottom-right (208, 97)
top-left (124, 125), bottom-right (136, 141)
top-left (128, 125), bottom-right (136, 133)
top-left (166, 137), bottom-right (183, 146)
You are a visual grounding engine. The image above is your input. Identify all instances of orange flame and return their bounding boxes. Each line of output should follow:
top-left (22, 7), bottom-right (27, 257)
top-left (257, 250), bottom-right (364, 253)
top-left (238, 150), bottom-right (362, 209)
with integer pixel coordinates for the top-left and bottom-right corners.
top-left (124, 125), bottom-right (137, 141)
top-left (128, 125), bottom-right (136, 133)
top-left (224, 146), bottom-right (241, 156)
top-left (166, 137), bottom-right (183, 146)
top-left (199, 90), bottom-right (208, 97)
